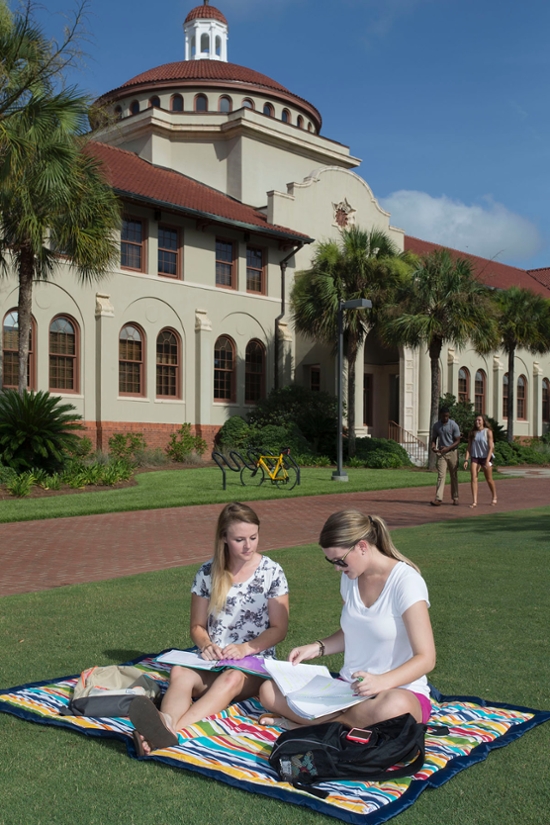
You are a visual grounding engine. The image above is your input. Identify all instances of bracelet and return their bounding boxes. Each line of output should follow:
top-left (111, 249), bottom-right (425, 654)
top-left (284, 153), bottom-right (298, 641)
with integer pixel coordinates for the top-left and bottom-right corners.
top-left (315, 639), bottom-right (325, 657)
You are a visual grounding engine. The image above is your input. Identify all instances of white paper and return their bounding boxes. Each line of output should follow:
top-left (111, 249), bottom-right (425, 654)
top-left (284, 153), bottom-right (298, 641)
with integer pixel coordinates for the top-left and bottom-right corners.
top-left (286, 674), bottom-right (364, 719)
top-left (155, 650), bottom-right (219, 669)
top-left (263, 659), bottom-right (332, 695)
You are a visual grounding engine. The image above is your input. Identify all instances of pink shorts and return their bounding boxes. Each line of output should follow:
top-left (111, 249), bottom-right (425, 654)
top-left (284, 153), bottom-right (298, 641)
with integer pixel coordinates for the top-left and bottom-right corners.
top-left (409, 690), bottom-right (432, 724)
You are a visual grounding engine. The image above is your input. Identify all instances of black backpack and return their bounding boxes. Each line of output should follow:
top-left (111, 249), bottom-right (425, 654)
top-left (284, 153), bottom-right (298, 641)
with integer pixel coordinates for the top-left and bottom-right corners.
top-left (269, 714), bottom-right (446, 797)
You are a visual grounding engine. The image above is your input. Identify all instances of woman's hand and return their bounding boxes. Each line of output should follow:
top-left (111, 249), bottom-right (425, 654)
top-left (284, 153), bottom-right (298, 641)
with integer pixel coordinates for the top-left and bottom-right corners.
top-left (288, 643), bottom-right (322, 665)
top-left (351, 671), bottom-right (387, 697)
top-left (200, 642), bottom-right (224, 661)
top-left (221, 643), bottom-right (250, 661)
top-left (463, 460), bottom-right (469, 470)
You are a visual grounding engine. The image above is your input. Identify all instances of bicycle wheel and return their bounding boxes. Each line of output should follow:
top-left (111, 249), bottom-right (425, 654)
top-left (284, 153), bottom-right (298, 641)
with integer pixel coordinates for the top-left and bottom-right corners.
top-left (272, 460), bottom-right (298, 491)
top-left (240, 464), bottom-right (265, 486)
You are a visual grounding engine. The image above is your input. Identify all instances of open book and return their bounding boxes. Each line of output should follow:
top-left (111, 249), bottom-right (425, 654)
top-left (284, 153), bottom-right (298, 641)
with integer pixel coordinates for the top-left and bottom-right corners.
top-left (263, 659), bottom-right (365, 720)
top-left (155, 649), bottom-right (269, 677)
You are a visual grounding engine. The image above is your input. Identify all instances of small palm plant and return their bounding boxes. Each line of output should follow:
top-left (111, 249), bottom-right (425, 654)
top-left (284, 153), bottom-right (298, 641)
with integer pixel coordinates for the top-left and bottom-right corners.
top-left (0, 389), bottom-right (83, 472)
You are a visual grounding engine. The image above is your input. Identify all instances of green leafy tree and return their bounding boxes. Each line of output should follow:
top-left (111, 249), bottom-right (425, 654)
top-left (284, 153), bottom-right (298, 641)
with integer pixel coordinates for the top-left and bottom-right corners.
top-left (291, 227), bottom-right (413, 456)
top-left (382, 249), bottom-right (498, 469)
top-left (494, 286), bottom-right (550, 442)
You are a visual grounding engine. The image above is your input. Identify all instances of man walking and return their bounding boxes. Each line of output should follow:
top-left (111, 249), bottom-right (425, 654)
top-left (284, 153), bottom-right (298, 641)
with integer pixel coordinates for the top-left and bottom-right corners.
top-left (431, 407), bottom-right (461, 506)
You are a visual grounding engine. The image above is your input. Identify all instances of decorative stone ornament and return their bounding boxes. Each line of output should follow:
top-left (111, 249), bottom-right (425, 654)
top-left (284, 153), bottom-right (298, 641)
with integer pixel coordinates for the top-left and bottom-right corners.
top-left (332, 198), bottom-right (356, 229)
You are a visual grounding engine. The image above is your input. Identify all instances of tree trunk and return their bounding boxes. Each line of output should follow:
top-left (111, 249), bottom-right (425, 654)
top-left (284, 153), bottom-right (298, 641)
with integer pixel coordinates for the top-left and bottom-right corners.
top-left (507, 345), bottom-right (515, 443)
top-left (428, 338), bottom-right (442, 471)
top-left (17, 246), bottom-right (34, 396)
top-left (347, 337), bottom-right (358, 458)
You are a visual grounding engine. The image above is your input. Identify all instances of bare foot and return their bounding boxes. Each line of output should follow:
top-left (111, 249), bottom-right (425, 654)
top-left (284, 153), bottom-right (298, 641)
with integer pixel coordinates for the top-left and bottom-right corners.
top-left (491, 499), bottom-right (497, 506)
top-left (469, 503), bottom-right (477, 509)
top-left (258, 713), bottom-right (300, 730)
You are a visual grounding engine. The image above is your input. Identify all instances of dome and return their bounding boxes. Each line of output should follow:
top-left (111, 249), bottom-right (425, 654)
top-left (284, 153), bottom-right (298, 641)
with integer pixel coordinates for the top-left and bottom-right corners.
top-left (184, 4), bottom-right (228, 26)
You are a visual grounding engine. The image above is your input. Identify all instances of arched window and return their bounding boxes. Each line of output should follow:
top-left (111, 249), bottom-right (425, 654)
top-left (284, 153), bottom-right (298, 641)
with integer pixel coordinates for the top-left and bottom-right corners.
top-left (119, 325), bottom-right (144, 396)
top-left (245, 340), bottom-right (265, 403)
top-left (215, 35), bottom-right (222, 56)
top-left (543, 378), bottom-right (550, 423)
top-left (171, 94), bottom-right (184, 112)
top-left (156, 329), bottom-right (180, 398)
top-left (458, 367), bottom-right (470, 404)
top-left (503, 373), bottom-right (509, 419)
top-left (214, 335), bottom-right (235, 401)
top-left (517, 374), bottom-right (527, 420)
top-left (219, 95), bottom-right (232, 113)
top-left (149, 96), bottom-right (160, 108)
top-left (307, 121), bottom-right (313, 132)
top-left (297, 115), bottom-right (304, 129)
top-left (263, 102), bottom-right (274, 117)
top-left (114, 105), bottom-right (122, 121)
top-left (49, 316), bottom-right (78, 392)
top-left (474, 370), bottom-right (486, 414)
top-left (281, 108), bottom-right (291, 124)
top-left (130, 100), bottom-right (140, 116)
top-left (200, 33), bottom-right (210, 54)
top-left (242, 98), bottom-right (254, 110)
top-left (195, 94), bottom-right (208, 113)
top-left (2, 310), bottom-right (35, 389)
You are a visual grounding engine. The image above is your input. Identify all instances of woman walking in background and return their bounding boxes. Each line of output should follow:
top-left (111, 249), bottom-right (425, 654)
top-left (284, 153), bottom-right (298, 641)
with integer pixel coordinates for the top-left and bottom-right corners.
top-left (464, 415), bottom-right (497, 508)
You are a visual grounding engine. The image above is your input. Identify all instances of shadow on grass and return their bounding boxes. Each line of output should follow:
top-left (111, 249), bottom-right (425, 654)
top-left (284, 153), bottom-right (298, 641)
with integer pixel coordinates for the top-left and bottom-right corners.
top-left (103, 649), bottom-right (149, 663)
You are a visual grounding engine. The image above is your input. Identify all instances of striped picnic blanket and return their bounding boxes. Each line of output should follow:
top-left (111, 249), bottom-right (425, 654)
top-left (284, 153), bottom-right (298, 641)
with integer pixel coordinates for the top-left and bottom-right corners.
top-left (1, 654), bottom-right (548, 825)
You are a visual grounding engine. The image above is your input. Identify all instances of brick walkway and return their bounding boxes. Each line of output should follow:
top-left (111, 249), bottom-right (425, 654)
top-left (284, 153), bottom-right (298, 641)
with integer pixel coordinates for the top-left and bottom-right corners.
top-left (1, 476), bottom-right (548, 597)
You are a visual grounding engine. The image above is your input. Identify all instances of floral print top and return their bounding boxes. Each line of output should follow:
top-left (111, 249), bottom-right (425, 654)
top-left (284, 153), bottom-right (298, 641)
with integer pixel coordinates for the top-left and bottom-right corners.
top-left (191, 555), bottom-right (289, 658)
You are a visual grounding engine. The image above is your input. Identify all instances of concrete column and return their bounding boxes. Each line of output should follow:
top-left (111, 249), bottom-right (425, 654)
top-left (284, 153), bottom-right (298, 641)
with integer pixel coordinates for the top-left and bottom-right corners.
top-left (401, 346), bottom-right (416, 435)
top-left (417, 346), bottom-right (431, 443)
top-left (447, 347), bottom-right (458, 398)
top-left (354, 339), bottom-right (367, 437)
top-left (492, 354), bottom-right (504, 422)
top-left (95, 293), bottom-right (115, 450)
top-left (276, 320), bottom-right (293, 387)
top-left (532, 361), bottom-right (543, 437)
top-left (195, 309), bottom-right (212, 427)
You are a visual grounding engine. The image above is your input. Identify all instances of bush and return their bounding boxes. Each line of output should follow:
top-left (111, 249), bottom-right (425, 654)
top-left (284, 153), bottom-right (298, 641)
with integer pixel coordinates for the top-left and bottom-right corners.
top-left (6, 471), bottom-right (35, 497)
top-left (0, 390), bottom-right (82, 472)
top-left (217, 416), bottom-right (250, 450)
top-left (166, 424), bottom-right (207, 462)
top-left (247, 385), bottom-right (339, 456)
top-left (0, 463), bottom-right (17, 484)
top-left (493, 440), bottom-right (550, 467)
top-left (353, 437), bottom-right (412, 467)
top-left (108, 433), bottom-right (147, 462)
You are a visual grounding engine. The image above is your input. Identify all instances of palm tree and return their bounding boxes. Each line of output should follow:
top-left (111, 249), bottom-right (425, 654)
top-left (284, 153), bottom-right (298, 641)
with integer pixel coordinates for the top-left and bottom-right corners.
top-left (291, 226), bottom-right (413, 457)
top-left (0, 4), bottom-right (121, 394)
top-left (494, 286), bottom-right (550, 442)
top-left (381, 249), bottom-right (498, 469)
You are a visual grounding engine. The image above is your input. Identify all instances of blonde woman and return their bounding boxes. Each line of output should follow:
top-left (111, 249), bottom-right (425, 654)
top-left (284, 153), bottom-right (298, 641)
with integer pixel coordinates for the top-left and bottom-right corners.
top-left (259, 510), bottom-right (435, 729)
top-left (464, 414), bottom-right (497, 507)
top-left (130, 502), bottom-right (289, 753)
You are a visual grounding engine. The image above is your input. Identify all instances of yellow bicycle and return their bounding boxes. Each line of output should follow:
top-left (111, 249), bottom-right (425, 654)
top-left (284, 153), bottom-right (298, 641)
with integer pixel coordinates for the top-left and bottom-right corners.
top-left (240, 447), bottom-right (299, 491)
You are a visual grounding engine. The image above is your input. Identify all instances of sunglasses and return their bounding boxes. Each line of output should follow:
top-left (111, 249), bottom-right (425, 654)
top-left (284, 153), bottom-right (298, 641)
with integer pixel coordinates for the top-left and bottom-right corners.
top-left (325, 544), bottom-right (356, 568)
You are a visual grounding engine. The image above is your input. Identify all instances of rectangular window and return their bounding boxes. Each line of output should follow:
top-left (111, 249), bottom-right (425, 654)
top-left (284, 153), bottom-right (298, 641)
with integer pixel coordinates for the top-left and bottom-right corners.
top-left (216, 240), bottom-right (235, 288)
top-left (121, 217), bottom-right (146, 271)
top-left (364, 373), bottom-right (373, 427)
top-left (310, 365), bottom-right (320, 392)
top-left (246, 247), bottom-right (264, 293)
top-left (158, 225), bottom-right (180, 278)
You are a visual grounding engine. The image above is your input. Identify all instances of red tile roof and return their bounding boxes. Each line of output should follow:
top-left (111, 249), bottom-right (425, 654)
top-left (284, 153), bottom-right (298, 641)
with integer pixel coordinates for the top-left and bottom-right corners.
top-left (527, 267), bottom-right (550, 290)
top-left (185, 4), bottom-right (227, 25)
top-left (405, 235), bottom-right (550, 298)
top-left (87, 141), bottom-right (312, 242)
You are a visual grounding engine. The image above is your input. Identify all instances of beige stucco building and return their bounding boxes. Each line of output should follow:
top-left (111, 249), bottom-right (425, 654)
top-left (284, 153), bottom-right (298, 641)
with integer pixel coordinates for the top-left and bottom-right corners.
top-left (2, 1), bottom-right (549, 452)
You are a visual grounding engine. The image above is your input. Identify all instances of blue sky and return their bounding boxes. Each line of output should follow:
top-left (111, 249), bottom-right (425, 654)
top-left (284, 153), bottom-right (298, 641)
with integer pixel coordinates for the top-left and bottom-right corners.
top-left (35, 0), bottom-right (550, 269)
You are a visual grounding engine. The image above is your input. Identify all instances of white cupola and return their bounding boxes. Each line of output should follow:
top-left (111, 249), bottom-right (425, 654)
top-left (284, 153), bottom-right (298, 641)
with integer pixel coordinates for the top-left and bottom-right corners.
top-left (184, 1), bottom-right (229, 62)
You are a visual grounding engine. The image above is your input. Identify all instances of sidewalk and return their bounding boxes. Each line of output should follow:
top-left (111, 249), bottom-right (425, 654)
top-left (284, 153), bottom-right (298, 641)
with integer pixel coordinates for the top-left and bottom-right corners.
top-left (1, 476), bottom-right (548, 597)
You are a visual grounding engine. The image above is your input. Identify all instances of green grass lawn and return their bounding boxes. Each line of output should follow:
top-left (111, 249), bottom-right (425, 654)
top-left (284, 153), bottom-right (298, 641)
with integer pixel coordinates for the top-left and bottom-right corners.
top-left (0, 465), bottom-right (475, 524)
top-left (1, 507), bottom-right (549, 825)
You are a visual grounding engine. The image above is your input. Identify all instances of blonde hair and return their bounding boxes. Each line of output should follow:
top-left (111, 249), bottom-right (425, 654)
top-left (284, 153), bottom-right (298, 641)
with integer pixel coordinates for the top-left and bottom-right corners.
top-left (319, 509), bottom-right (420, 573)
top-left (209, 502), bottom-right (261, 615)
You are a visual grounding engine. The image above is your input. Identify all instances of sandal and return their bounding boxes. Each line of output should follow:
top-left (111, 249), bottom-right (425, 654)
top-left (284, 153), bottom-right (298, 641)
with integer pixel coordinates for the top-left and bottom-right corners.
top-left (129, 696), bottom-right (178, 751)
top-left (132, 728), bottom-right (146, 757)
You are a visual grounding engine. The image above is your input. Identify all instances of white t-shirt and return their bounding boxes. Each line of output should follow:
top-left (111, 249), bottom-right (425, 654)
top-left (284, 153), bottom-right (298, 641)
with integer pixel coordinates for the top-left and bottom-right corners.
top-left (191, 555), bottom-right (288, 657)
top-left (339, 561), bottom-right (430, 697)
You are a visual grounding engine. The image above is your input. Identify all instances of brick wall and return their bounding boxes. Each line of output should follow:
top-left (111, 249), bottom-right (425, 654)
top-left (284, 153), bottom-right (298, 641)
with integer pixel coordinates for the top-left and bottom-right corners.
top-left (80, 421), bottom-right (221, 454)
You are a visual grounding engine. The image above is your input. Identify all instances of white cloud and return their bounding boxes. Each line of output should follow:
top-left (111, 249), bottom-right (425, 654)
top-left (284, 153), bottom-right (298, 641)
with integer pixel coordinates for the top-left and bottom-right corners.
top-left (380, 190), bottom-right (543, 264)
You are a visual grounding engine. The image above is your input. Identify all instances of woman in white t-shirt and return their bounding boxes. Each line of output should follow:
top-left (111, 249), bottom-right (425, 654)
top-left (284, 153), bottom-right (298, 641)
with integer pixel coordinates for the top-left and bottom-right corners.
top-left (130, 502), bottom-right (289, 753)
top-left (259, 509), bottom-right (435, 728)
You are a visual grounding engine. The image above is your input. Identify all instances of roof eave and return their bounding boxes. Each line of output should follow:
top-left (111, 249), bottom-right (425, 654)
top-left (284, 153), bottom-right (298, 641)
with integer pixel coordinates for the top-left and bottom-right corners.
top-left (115, 188), bottom-right (313, 244)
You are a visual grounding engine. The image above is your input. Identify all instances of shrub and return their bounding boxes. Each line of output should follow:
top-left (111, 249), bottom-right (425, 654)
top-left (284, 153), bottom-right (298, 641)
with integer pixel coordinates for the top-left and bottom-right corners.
top-left (217, 416), bottom-right (251, 450)
top-left (108, 433), bottom-right (147, 462)
top-left (166, 424), bottom-right (207, 462)
top-left (353, 437), bottom-right (412, 467)
top-left (133, 448), bottom-right (169, 467)
top-left (0, 390), bottom-right (82, 472)
top-left (6, 471), bottom-right (35, 497)
top-left (0, 463), bottom-right (17, 484)
top-left (67, 436), bottom-right (93, 460)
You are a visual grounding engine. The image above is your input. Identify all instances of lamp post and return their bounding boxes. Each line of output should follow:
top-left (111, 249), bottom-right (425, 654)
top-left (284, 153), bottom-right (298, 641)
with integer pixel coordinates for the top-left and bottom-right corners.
top-left (332, 298), bottom-right (372, 482)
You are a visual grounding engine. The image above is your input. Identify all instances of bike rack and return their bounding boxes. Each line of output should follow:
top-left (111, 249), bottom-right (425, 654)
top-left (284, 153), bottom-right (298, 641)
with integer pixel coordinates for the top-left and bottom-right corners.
top-left (211, 450), bottom-right (251, 490)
